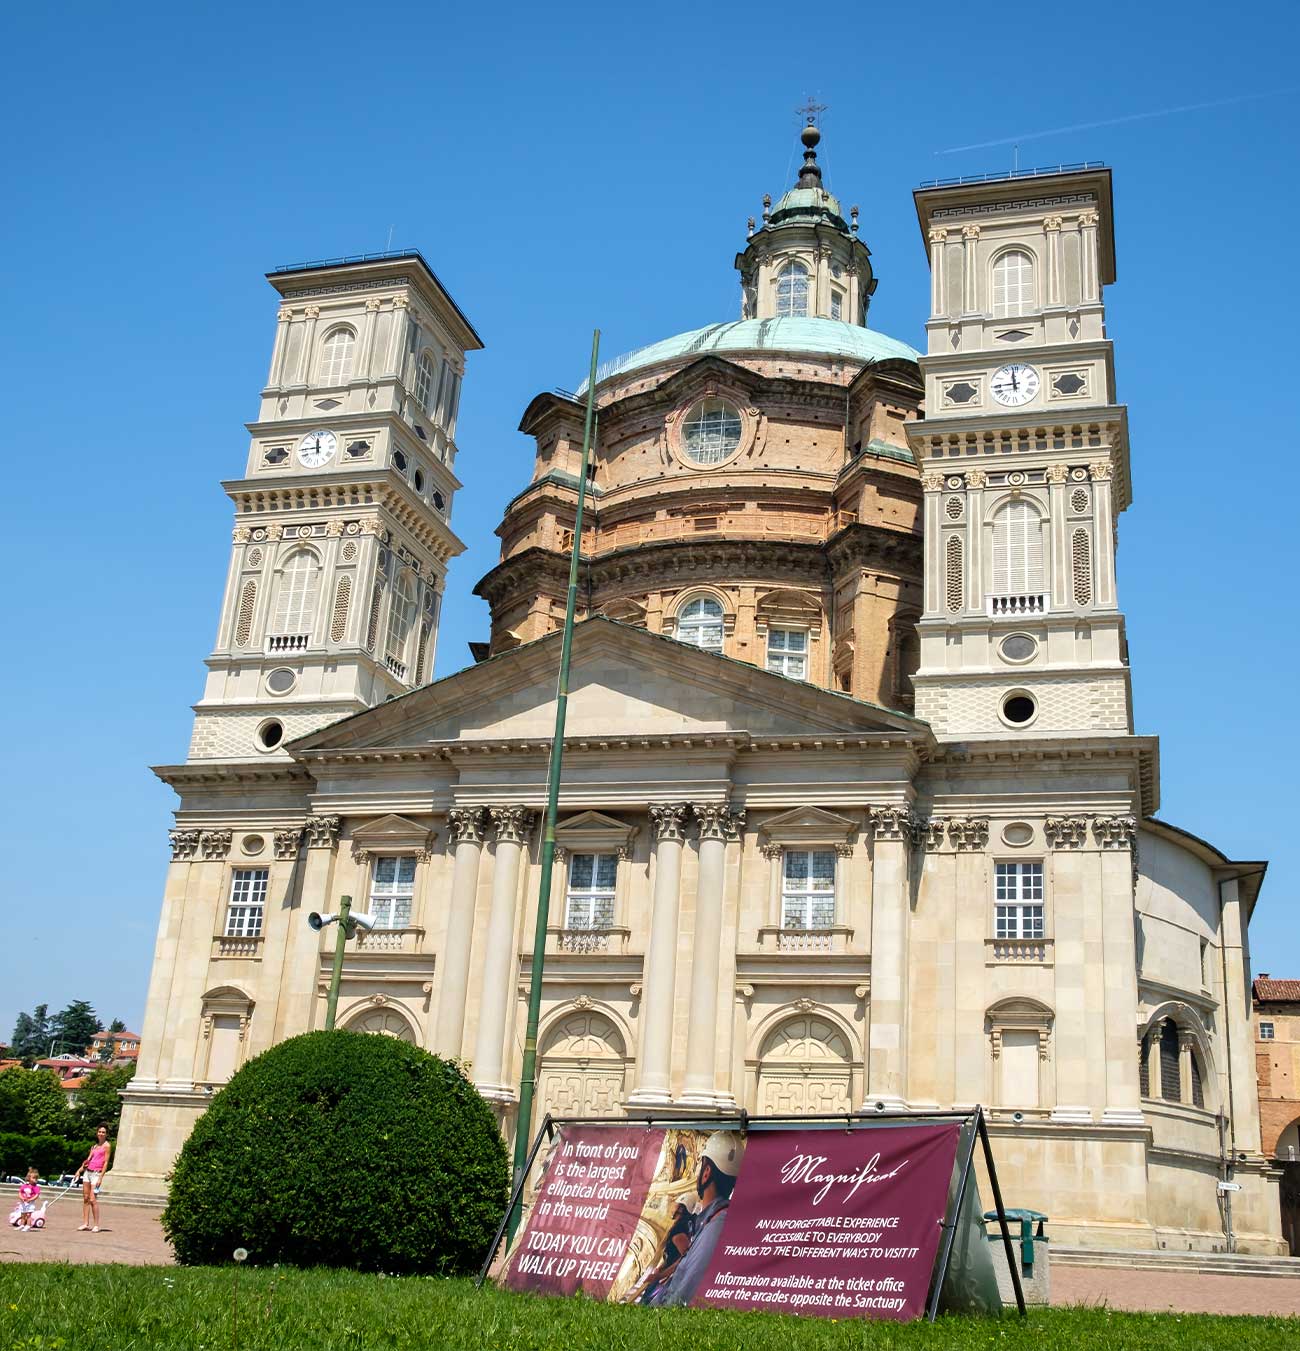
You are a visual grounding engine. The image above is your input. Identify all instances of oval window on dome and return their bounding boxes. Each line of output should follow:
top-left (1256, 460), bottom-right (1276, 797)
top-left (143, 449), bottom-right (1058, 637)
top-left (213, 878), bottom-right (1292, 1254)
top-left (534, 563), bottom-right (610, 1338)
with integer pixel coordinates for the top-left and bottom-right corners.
top-left (682, 399), bottom-right (742, 465)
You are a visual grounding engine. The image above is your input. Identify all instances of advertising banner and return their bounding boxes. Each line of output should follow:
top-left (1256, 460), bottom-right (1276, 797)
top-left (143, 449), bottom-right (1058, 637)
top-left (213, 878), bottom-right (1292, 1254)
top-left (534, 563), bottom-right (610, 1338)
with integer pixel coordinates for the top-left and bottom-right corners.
top-left (502, 1120), bottom-right (966, 1322)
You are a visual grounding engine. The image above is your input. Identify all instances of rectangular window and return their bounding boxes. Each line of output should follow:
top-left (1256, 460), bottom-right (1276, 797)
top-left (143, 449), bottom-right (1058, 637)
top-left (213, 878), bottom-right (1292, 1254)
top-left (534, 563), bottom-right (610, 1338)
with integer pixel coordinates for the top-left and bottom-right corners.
top-left (767, 628), bottom-right (808, 680)
top-left (782, 850), bottom-right (836, 929)
top-left (565, 852), bottom-right (617, 929)
top-left (830, 290), bottom-right (843, 321)
top-left (994, 862), bottom-right (1044, 939)
top-left (1260, 1022), bottom-right (1275, 1040)
top-left (369, 855), bottom-right (416, 928)
top-left (224, 869), bottom-right (268, 938)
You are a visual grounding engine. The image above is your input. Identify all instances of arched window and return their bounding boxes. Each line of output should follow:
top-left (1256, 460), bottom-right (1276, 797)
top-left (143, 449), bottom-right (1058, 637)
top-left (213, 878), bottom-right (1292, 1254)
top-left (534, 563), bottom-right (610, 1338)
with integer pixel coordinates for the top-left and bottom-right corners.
top-left (384, 568), bottom-right (417, 672)
top-left (318, 327), bottom-right (355, 383)
top-left (273, 550), bottom-right (320, 636)
top-left (991, 250), bottom-right (1035, 318)
top-left (676, 597), bottom-right (724, 651)
top-left (990, 501), bottom-right (1045, 596)
top-left (415, 352), bottom-right (437, 414)
top-left (775, 263), bottom-right (809, 317)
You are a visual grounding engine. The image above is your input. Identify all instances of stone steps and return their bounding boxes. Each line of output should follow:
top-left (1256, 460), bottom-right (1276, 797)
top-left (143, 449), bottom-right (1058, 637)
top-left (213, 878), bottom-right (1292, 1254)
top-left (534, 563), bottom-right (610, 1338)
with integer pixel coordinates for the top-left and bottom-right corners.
top-left (1, 1182), bottom-right (162, 1210)
top-left (1052, 1245), bottom-right (1300, 1279)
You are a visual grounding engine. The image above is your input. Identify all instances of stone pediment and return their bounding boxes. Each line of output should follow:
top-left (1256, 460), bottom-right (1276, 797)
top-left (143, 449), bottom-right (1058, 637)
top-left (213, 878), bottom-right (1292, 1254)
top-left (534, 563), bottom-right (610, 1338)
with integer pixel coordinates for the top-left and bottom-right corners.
top-left (758, 806), bottom-right (860, 852)
top-left (290, 619), bottom-right (928, 754)
top-left (554, 811), bottom-right (637, 857)
top-left (348, 813), bottom-right (435, 861)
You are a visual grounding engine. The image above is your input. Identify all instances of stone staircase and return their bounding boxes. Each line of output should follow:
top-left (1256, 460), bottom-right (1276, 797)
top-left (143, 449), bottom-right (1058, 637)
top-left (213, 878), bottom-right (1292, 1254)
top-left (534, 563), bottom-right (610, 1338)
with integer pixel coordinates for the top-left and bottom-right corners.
top-left (1, 1182), bottom-right (162, 1210)
top-left (1052, 1245), bottom-right (1300, 1279)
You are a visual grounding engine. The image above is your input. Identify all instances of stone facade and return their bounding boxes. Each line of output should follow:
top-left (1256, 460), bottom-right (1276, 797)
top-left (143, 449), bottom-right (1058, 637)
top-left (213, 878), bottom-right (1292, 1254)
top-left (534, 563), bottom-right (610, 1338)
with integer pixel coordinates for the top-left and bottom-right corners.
top-left (113, 132), bottom-right (1282, 1255)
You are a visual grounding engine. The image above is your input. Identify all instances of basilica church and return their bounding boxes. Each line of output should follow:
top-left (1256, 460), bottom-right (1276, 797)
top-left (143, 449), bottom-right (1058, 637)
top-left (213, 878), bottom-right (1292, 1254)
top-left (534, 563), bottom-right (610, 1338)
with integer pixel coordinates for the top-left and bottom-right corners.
top-left (113, 125), bottom-right (1283, 1253)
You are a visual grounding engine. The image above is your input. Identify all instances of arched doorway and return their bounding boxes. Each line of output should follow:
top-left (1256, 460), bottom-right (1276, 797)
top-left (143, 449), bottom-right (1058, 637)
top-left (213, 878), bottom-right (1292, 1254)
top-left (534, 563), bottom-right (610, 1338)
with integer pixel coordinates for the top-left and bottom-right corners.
top-left (537, 1009), bottom-right (626, 1119)
top-left (344, 1006), bottom-right (416, 1041)
top-left (1277, 1117), bottom-right (1300, 1255)
top-left (756, 1015), bottom-right (853, 1114)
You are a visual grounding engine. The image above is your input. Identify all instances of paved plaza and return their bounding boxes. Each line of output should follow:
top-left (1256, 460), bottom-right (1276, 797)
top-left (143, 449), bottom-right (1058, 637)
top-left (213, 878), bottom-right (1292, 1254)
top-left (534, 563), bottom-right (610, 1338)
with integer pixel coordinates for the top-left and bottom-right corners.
top-left (3, 1203), bottom-right (1299, 1317)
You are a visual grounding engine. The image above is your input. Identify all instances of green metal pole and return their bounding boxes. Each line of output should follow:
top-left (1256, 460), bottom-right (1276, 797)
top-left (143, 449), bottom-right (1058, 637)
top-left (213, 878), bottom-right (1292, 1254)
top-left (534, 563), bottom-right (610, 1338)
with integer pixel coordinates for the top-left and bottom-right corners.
top-left (324, 895), bottom-right (353, 1031)
top-left (506, 330), bottom-right (601, 1243)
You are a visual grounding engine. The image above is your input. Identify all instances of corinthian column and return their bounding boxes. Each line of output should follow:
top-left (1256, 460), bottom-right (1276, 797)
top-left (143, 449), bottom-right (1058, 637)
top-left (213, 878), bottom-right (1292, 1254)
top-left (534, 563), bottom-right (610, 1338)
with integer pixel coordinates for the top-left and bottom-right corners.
top-left (679, 804), bottom-right (744, 1109)
top-left (433, 807), bottom-right (488, 1058)
top-left (866, 805), bottom-right (914, 1109)
top-left (471, 806), bottom-right (536, 1100)
top-left (628, 804), bottom-right (689, 1108)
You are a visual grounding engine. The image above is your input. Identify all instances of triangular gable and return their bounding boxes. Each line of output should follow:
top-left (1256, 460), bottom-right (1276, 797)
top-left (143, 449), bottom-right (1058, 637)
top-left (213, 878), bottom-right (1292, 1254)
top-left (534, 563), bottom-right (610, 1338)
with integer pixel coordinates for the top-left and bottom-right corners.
top-left (290, 618), bottom-right (929, 754)
top-left (348, 813), bottom-right (435, 861)
top-left (758, 806), bottom-right (860, 850)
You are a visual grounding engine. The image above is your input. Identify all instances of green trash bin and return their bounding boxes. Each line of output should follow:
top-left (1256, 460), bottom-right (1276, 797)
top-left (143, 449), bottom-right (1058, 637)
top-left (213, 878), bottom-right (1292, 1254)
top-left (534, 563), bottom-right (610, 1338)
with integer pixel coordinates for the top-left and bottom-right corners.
top-left (984, 1208), bottom-right (1050, 1305)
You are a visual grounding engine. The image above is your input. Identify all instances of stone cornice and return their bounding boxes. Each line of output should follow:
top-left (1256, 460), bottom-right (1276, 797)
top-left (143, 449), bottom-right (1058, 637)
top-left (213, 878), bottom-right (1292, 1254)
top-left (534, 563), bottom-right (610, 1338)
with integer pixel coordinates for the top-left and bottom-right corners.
top-left (154, 761), bottom-right (315, 791)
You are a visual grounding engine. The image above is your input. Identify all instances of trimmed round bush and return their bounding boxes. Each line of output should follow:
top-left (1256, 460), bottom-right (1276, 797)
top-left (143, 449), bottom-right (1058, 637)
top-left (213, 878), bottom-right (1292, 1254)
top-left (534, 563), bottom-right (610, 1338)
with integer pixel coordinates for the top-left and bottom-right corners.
top-left (162, 1032), bottom-right (508, 1274)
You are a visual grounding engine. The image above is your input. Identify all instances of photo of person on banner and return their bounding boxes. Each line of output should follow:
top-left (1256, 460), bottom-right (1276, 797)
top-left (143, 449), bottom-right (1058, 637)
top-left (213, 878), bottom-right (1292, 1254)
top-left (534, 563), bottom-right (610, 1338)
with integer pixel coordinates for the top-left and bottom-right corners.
top-left (646, 1131), bottom-right (746, 1307)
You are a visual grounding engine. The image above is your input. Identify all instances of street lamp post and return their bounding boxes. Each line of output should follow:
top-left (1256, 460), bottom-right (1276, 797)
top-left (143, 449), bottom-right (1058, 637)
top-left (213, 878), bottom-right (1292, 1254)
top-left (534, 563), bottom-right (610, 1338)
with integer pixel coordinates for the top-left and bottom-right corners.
top-left (307, 895), bottom-right (375, 1031)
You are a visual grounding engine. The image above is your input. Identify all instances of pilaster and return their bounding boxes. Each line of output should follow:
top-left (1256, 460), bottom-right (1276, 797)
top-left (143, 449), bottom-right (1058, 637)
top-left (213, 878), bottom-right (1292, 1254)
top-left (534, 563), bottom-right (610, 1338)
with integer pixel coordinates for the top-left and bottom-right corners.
top-left (433, 806), bottom-right (488, 1058)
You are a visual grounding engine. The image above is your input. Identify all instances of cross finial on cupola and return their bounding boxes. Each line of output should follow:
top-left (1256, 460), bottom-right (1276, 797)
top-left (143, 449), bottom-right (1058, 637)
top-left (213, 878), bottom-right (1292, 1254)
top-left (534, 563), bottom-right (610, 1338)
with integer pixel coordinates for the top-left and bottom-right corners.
top-left (795, 99), bottom-right (828, 190)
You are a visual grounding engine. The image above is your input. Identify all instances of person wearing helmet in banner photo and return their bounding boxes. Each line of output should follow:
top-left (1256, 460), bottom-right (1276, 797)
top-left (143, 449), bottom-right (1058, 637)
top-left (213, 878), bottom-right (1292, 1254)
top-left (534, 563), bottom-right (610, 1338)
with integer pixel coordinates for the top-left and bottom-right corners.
top-left (647, 1131), bottom-right (745, 1307)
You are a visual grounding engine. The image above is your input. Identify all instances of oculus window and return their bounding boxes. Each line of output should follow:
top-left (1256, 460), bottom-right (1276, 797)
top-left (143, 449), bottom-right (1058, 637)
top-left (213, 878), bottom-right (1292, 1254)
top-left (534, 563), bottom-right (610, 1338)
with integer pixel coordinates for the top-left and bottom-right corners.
top-left (682, 399), bottom-right (742, 465)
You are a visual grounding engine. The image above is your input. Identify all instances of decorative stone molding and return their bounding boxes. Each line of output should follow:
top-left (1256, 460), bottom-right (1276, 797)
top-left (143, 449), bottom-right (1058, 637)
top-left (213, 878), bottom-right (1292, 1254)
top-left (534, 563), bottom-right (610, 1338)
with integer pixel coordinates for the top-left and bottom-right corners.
top-left (1079, 210), bottom-right (1099, 228)
top-left (277, 307), bottom-right (294, 321)
top-left (490, 805), bottom-right (537, 845)
top-left (649, 802), bottom-right (690, 842)
top-left (265, 524), bottom-right (284, 541)
top-left (304, 305), bottom-right (321, 318)
top-left (232, 526), bottom-right (252, 543)
top-left (554, 809), bottom-right (638, 861)
top-left (448, 806), bottom-right (488, 845)
top-left (393, 295), bottom-right (409, 309)
top-left (365, 297), bottom-right (383, 311)
top-left (961, 224), bottom-right (981, 239)
top-left (928, 227), bottom-right (949, 243)
top-left (1093, 816), bottom-right (1137, 849)
top-left (169, 829), bottom-right (201, 861)
top-left (793, 997), bottom-right (817, 1013)
top-left (368, 993), bottom-right (389, 1007)
top-left (1044, 816), bottom-right (1088, 849)
top-left (760, 842), bottom-right (783, 860)
top-left (1046, 463), bottom-right (1070, 484)
top-left (304, 815), bottom-right (341, 849)
top-left (572, 994), bottom-right (594, 1011)
top-left (1044, 215), bottom-right (1063, 231)
top-left (921, 472), bottom-right (946, 492)
top-left (350, 813), bottom-right (435, 863)
top-left (854, 984), bottom-right (870, 1002)
top-left (917, 818), bottom-right (947, 851)
top-left (947, 818), bottom-right (989, 851)
top-left (1088, 462), bottom-right (1112, 482)
top-left (200, 830), bottom-right (232, 861)
top-left (987, 996), bottom-right (1054, 1062)
top-left (629, 983), bottom-right (642, 1000)
top-left (869, 805), bottom-right (918, 842)
top-left (273, 828), bottom-right (302, 860)
top-left (694, 804), bottom-right (745, 842)
top-left (964, 468), bottom-right (988, 489)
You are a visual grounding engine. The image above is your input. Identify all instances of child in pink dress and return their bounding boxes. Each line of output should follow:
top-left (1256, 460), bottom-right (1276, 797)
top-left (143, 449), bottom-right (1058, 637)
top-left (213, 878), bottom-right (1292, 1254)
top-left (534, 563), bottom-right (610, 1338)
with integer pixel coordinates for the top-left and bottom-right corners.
top-left (16, 1169), bottom-right (40, 1233)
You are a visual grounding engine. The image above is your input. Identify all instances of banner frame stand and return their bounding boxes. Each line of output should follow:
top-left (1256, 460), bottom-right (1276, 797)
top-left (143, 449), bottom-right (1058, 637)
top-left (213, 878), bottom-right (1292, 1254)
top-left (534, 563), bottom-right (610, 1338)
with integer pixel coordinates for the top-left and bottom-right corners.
top-left (477, 1104), bottom-right (1026, 1319)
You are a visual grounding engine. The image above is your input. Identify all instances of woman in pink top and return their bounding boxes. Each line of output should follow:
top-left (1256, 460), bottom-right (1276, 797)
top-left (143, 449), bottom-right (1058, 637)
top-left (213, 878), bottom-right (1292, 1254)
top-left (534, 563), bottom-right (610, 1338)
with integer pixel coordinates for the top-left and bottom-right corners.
top-left (74, 1126), bottom-right (111, 1232)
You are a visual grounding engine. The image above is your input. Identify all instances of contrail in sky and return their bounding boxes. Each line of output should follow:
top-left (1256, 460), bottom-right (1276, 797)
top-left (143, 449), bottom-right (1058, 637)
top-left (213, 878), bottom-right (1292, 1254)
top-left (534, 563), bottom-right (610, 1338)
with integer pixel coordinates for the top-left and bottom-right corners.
top-left (935, 88), bottom-right (1296, 155)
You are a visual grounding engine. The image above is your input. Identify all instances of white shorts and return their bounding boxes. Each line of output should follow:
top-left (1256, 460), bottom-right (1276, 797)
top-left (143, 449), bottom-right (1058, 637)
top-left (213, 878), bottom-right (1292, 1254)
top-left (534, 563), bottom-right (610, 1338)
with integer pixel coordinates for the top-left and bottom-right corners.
top-left (84, 1172), bottom-right (102, 1189)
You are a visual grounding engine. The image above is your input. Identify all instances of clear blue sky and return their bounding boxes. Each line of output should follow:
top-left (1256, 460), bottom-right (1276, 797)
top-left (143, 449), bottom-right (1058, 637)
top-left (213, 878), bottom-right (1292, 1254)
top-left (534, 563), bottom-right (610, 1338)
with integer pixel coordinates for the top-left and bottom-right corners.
top-left (2, 0), bottom-right (1296, 1041)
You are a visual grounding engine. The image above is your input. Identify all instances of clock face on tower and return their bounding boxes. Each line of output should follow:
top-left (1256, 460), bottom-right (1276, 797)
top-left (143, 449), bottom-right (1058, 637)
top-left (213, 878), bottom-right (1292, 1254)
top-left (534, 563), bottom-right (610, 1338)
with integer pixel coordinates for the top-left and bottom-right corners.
top-left (990, 364), bottom-right (1040, 407)
top-left (296, 429), bottom-right (338, 468)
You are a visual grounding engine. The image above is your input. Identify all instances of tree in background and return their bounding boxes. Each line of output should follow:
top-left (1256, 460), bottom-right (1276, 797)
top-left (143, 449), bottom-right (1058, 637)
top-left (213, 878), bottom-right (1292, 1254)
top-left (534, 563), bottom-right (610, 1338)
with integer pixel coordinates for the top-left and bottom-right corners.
top-left (50, 1001), bottom-right (101, 1057)
top-left (0, 1067), bottom-right (74, 1138)
top-left (73, 1064), bottom-right (135, 1136)
top-left (108, 1018), bottom-right (126, 1034)
top-left (9, 1006), bottom-right (51, 1064)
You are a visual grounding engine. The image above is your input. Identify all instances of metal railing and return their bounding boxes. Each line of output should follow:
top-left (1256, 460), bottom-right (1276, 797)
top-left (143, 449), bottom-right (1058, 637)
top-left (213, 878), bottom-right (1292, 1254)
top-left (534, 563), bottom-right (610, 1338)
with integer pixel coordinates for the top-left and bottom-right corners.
top-left (918, 162), bottom-right (1107, 189)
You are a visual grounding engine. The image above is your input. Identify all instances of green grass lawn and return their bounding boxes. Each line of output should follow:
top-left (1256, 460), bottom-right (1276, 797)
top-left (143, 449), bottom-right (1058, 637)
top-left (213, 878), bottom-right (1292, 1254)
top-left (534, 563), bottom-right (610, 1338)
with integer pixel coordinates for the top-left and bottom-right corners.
top-left (0, 1265), bottom-right (1295, 1351)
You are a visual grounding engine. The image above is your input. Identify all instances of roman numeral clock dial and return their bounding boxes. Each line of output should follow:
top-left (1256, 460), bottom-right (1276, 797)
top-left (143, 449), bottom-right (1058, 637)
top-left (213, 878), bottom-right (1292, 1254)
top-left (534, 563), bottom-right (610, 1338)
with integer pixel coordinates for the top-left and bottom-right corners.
top-left (296, 429), bottom-right (338, 467)
top-left (990, 363), bottom-right (1040, 408)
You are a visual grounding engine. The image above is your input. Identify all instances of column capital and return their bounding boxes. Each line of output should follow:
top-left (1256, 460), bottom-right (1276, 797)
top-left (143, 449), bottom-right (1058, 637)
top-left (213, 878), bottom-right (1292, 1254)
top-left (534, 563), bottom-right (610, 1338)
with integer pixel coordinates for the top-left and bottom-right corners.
top-left (1092, 815), bottom-right (1137, 850)
top-left (928, 226), bottom-right (949, 244)
top-left (693, 804), bottom-right (745, 842)
top-left (489, 805), bottom-right (537, 845)
top-left (649, 802), bottom-right (690, 842)
top-left (961, 224), bottom-right (981, 240)
top-left (1044, 816), bottom-right (1088, 849)
top-left (1044, 215), bottom-right (1064, 231)
top-left (1079, 210), bottom-right (1100, 228)
top-left (921, 471), bottom-right (946, 492)
top-left (964, 468), bottom-right (989, 489)
top-left (273, 827), bottom-right (303, 860)
top-left (304, 815), bottom-right (341, 849)
top-left (169, 829), bottom-right (201, 861)
top-left (868, 805), bottom-right (919, 842)
top-left (199, 829), bottom-right (232, 861)
top-left (1046, 463), bottom-right (1070, 485)
top-left (448, 806), bottom-right (488, 845)
top-left (1088, 461), bottom-right (1113, 482)
top-left (947, 817), bottom-right (989, 851)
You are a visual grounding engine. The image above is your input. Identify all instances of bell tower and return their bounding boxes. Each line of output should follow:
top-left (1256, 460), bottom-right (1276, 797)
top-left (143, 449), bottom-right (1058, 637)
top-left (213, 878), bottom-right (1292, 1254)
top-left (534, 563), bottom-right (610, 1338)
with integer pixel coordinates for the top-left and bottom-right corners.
top-left (905, 165), bottom-right (1133, 738)
top-left (188, 251), bottom-right (482, 761)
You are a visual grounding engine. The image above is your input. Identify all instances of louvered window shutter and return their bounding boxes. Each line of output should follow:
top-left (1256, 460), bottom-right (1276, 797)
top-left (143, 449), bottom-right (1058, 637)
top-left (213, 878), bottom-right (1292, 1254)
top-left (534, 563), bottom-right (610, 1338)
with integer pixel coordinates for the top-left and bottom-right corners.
top-left (992, 502), bottom-right (1044, 594)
